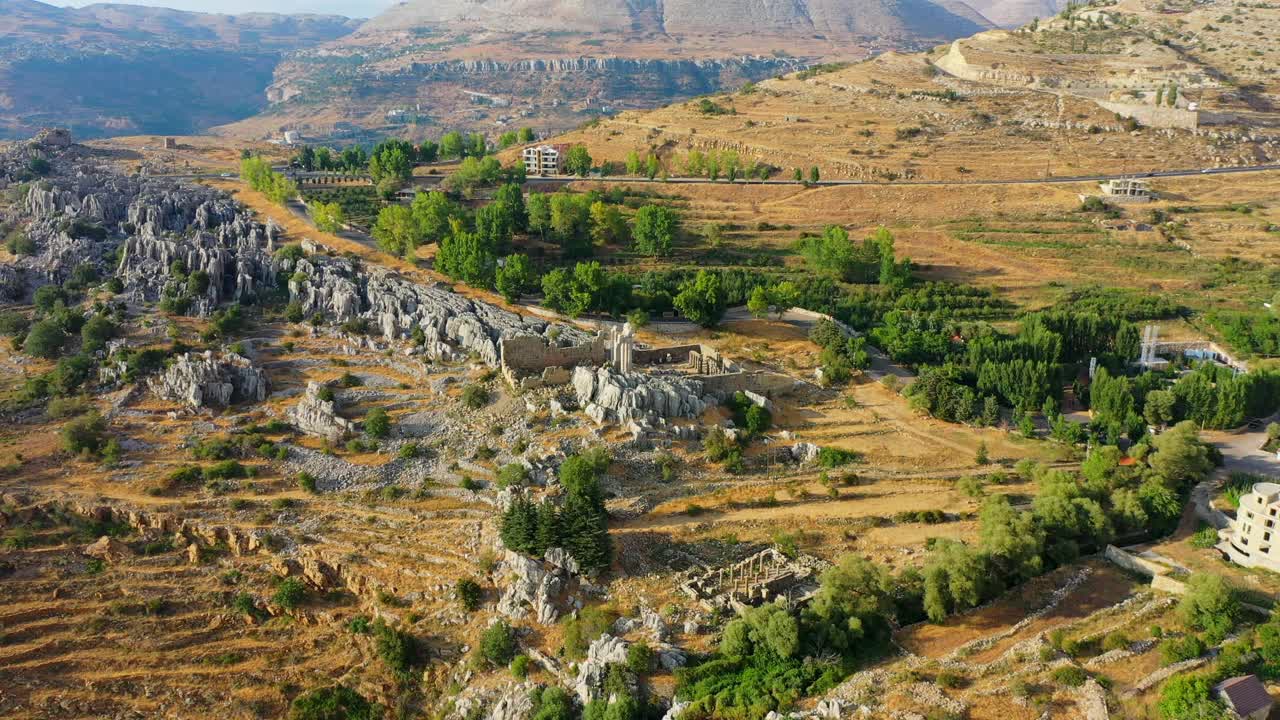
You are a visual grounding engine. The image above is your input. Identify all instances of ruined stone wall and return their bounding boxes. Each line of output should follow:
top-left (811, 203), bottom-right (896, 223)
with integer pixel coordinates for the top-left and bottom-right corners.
top-left (499, 334), bottom-right (608, 376)
top-left (633, 344), bottom-right (702, 365)
top-left (696, 370), bottom-right (797, 398)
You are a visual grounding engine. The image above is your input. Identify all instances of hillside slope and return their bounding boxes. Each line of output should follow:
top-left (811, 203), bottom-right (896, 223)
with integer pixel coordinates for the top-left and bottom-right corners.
top-left (528, 0), bottom-right (1279, 182)
top-left (0, 1), bottom-right (359, 140)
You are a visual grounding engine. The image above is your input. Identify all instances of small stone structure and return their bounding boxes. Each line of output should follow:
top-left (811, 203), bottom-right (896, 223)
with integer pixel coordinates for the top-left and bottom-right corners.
top-left (1098, 177), bottom-right (1154, 203)
top-left (680, 548), bottom-right (819, 613)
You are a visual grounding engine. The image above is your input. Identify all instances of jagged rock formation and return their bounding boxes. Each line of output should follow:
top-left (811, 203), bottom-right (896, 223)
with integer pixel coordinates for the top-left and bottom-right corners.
top-left (288, 381), bottom-right (356, 442)
top-left (0, 132), bottom-right (278, 309)
top-left (287, 253), bottom-right (591, 366)
top-left (572, 366), bottom-right (712, 425)
top-left (495, 547), bottom-right (581, 625)
top-left (147, 351), bottom-right (269, 409)
top-left (573, 633), bottom-right (633, 703)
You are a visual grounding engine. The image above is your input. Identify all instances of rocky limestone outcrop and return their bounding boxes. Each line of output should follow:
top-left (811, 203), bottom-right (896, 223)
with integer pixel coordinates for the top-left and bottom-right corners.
top-left (572, 365), bottom-right (712, 425)
top-left (573, 633), bottom-right (633, 703)
top-left (288, 381), bottom-right (356, 441)
top-left (0, 131), bottom-right (278, 310)
top-left (790, 442), bottom-right (820, 465)
top-left (147, 351), bottom-right (268, 408)
top-left (496, 547), bottom-right (580, 624)
top-left (82, 536), bottom-right (132, 563)
top-left (288, 253), bottom-right (590, 366)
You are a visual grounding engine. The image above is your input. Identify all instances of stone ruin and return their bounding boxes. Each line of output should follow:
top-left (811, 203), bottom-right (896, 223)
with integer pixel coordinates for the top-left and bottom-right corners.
top-left (146, 351), bottom-right (268, 409)
top-left (680, 548), bottom-right (820, 613)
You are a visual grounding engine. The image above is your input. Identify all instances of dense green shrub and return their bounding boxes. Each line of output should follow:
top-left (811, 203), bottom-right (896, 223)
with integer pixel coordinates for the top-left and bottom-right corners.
top-left (479, 619), bottom-right (517, 667)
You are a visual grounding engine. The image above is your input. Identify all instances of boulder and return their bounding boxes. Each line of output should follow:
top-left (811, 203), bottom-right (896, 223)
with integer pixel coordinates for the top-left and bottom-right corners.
top-left (82, 536), bottom-right (132, 563)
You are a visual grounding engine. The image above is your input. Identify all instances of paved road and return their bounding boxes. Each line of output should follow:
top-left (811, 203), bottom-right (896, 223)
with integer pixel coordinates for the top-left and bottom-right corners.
top-left (160, 162), bottom-right (1280, 188)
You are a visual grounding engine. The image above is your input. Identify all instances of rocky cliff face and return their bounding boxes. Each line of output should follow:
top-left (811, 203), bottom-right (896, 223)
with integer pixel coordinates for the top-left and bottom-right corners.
top-left (572, 366), bottom-right (712, 426)
top-left (287, 253), bottom-right (591, 366)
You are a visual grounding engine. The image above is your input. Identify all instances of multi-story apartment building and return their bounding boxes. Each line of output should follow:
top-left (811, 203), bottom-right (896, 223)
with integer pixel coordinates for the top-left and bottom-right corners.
top-left (1218, 481), bottom-right (1280, 571)
top-left (522, 144), bottom-right (567, 176)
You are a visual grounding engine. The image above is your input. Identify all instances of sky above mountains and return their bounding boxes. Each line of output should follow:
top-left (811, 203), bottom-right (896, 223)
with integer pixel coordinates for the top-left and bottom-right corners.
top-left (61, 0), bottom-right (390, 17)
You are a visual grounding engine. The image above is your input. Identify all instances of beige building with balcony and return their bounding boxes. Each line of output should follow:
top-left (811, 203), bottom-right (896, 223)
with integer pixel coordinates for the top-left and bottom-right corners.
top-left (1218, 482), bottom-right (1280, 571)
top-left (522, 144), bottom-right (567, 176)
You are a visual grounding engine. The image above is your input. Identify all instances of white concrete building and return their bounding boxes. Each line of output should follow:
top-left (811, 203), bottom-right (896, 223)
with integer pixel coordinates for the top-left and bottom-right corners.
top-left (1218, 482), bottom-right (1280, 571)
top-left (523, 144), bottom-right (566, 176)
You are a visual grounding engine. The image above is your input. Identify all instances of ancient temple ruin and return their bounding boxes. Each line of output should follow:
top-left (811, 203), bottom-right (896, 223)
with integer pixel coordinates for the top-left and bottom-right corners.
top-left (680, 549), bottom-right (820, 613)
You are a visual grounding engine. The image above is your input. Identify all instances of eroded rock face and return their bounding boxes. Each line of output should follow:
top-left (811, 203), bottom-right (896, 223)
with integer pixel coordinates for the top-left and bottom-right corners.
top-left (147, 351), bottom-right (268, 408)
top-left (0, 133), bottom-right (277, 311)
top-left (288, 253), bottom-right (591, 366)
top-left (572, 365), bottom-right (713, 425)
top-left (495, 548), bottom-right (574, 625)
top-left (287, 381), bottom-right (355, 441)
top-left (573, 633), bottom-right (632, 703)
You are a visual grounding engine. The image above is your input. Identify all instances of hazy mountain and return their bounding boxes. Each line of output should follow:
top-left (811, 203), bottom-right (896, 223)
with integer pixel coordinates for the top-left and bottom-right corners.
top-left (961, 0), bottom-right (1070, 27)
top-left (360, 0), bottom-right (993, 41)
top-left (0, 0), bottom-right (360, 139)
top-left (234, 0), bottom-right (995, 141)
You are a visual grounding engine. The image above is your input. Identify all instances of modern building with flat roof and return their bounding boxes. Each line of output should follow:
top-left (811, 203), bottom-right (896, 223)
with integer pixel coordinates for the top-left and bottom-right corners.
top-left (522, 144), bottom-right (567, 176)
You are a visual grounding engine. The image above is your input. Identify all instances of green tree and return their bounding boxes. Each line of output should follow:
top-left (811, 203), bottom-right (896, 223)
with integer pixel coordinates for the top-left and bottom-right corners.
top-left (747, 285), bottom-right (770, 318)
top-left (24, 318), bottom-right (66, 359)
top-left (1150, 421), bottom-right (1212, 488)
top-left (631, 205), bottom-right (680, 257)
top-left (645, 154), bottom-right (660, 180)
top-left (1157, 676), bottom-right (1221, 720)
top-left (372, 206), bottom-right (421, 258)
top-left (1178, 574), bottom-right (1239, 643)
top-left (625, 150), bottom-right (642, 175)
top-left (809, 166), bottom-right (820, 183)
top-left (589, 201), bottom-right (627, 246)
top-left (565, 146), bottom-right (593, 177)
top-left (440, 131), bottom-right (465, 159)
top-left (364, 408), bottom-right (391, 439)
top-left (410, 190), bottom-right (463, 245)
top-left (527, 193), bottom-right (551, 239)
top-left (495, 255), bottom-right (533, 303)
top-left (768, 281), bottom-right (799, 318)
top-left (273, 578), bottom-right (307, 610)
top-left (674, 270), bottom-right (727, 328)
top-left (80, 314), bottom-right (116, 353)
top-left (311, 202), bottom-right (345, 233)
top-left (518, 127), bottom-right (535, 143)
top-left (480, 620), bottom-right (517, 667)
